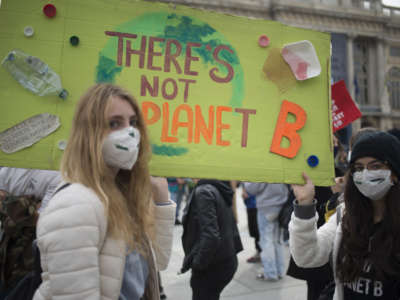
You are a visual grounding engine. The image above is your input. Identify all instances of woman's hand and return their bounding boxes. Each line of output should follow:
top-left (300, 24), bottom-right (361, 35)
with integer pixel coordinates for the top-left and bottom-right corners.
top-left (291, 172), bottom-right (315, 205)
top-left (150, 176), bottom-right (170, 205)
top-left (331, 176), bottom-right (345, 194)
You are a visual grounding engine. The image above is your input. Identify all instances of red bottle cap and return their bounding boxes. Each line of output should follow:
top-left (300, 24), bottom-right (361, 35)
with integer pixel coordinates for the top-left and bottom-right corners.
top-left (258, 35), bottom-right (270, 48)
top-left (43, 4), bottom-right (57, 18)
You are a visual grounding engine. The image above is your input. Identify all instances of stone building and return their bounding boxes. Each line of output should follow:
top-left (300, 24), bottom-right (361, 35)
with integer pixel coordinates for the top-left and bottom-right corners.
top-left (158, 0), bottom-right (400, 131)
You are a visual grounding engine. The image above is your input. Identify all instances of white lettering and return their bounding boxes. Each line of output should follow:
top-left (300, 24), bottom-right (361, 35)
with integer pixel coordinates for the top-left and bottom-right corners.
top-left (344, 277), bottom-right (373, 295)
top-left (374, 281), bottom-right (383, 297)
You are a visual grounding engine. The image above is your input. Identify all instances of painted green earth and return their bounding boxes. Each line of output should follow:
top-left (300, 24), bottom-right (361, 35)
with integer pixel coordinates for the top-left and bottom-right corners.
top-left (96, 12), bottom-right (244, 156)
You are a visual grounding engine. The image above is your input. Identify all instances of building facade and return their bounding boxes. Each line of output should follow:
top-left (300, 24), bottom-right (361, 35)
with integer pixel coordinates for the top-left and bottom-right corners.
top-left (158, 0), bottom-right (400, 131)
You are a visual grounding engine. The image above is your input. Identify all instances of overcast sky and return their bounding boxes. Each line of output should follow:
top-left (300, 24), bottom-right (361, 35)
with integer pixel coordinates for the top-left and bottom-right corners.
top-left (383, 0), bottom-right (400, 7)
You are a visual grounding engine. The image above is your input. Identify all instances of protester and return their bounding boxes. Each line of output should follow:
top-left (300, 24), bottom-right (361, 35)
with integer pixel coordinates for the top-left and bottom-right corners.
top-left (286, 184), bottom-right (335, 300)
top-left (33, 83), bottom-right (175, 300)
top-left (290, 131), bottom-right (400, 299)
top-left (0, 167), bottom-right (61, 297)
top-left (325, 127), bottom-right (378, 221)
top-left (167, 177), bottom-right (185, 225)
top-left (0, 167), bottom-right (61, 212)
top-left (242, 185), bottom-right (261, 263)
top-left (244, 182), bottom-right (288, 281)
top-left (333, 133), bottom-right (348, 175)
top-left (181, 179), bottom-right (243, 300)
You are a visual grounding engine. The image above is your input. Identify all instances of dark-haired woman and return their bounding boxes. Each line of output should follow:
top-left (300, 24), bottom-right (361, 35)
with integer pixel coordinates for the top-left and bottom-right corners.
top-left (289, 131), bottom-right (400, 299)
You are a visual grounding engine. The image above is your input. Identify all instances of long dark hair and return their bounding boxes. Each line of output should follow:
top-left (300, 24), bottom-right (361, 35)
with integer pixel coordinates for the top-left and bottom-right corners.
top-left (336, 170), bottom-right (400, 282)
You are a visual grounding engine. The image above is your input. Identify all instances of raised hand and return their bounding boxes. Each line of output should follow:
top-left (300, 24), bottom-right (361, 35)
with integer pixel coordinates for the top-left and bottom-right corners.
top-left (150, 176), bottom-right (170, 205)
top-left (291, 172), bottom-right (315, 205)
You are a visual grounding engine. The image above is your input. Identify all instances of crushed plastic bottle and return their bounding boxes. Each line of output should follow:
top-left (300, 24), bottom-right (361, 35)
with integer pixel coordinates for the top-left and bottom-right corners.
top-left (1, 49), bottom-right (68, 99)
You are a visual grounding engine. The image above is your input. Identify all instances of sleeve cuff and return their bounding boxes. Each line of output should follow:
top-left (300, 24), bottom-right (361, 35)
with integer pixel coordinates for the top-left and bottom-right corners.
top-left (293, 199), bottom-right (317, 219)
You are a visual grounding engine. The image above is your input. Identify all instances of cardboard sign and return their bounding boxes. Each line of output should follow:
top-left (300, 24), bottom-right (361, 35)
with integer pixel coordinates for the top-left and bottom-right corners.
top-left (0, 0), bottom-right (334, 185)
top-left (331, 80), bottom-right (362, 132)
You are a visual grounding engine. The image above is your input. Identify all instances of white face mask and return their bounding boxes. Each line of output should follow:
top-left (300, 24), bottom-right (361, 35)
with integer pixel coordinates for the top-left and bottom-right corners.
top-left (102, 127), bottom-right (140, 170)
top-left (353, 169), bottom-right (393, 201)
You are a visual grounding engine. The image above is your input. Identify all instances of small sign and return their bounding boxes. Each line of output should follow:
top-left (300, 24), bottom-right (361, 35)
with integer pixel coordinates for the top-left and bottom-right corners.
top-left (331, 80), bottom-right (362, 132)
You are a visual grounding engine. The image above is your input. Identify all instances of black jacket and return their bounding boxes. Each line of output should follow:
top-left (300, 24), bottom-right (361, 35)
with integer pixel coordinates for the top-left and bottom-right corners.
top-left (180, 180), bottom-right (243, 273)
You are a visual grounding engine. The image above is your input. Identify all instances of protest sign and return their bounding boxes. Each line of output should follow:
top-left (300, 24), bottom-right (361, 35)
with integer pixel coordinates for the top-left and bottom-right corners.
top-left (0, 0), bottom-right (334, 185)
top-left (331, 80), bottom-right (362, 132)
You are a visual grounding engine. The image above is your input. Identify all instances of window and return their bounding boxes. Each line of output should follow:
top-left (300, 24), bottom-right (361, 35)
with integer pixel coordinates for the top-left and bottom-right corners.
top-left (321, 0), bottom-right (339, 5)
top-left (390, 46), bottom-right (400, 58)
top-left (353, 38), bottom-right (370, 105)
top-left (388, 67), bottom-right (400, 110)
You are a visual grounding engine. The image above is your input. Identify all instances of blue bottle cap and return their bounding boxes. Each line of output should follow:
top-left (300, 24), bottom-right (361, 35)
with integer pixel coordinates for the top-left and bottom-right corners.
top-left (70, 36), bottom-right (79, 46)
top-left (307, 155), bottom-right (319, 167)
top-left (7, 52), bottom-right (16, 61)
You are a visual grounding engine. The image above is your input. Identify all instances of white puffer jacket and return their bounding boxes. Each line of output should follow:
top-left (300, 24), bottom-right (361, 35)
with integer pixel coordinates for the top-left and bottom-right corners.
top-left (289, 204), bottom-right (344, 300)
top-left (33, 183), bottom-right (175, 300)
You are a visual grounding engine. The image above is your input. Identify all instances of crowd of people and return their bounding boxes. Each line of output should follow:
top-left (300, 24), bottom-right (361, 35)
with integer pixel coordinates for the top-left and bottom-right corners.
top-left (1, 83), bottom-right (400, 300)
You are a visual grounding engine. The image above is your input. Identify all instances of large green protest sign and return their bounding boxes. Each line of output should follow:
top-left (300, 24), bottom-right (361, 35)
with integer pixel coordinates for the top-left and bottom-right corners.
top-left (0, 0), bottom-right (334, 185)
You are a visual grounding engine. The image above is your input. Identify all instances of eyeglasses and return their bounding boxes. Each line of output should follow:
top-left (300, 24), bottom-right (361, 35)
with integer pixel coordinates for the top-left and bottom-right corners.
top-left (350, 160), bottom-right (389, 174)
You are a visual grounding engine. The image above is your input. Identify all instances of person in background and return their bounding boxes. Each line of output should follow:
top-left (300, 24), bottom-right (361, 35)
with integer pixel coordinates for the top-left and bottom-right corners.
top-left (0, 167), bottom-right (61, 297)
top-left (230, 180), bottom-right (239, 222)
top-left (241, 184), bottom-right (261, 263)
top-left (167, 177), bottom-right (185, 225)
top-left (333, 133), bottom-right (348, 175)
top-left (33, 83), bottom-right (175, 300)
top-left (181, 179), bottom-right (243, 300)
top-left (0, 167), bottom-right (61, 212)
top-left (290, 131), bottom-right (400, 299)
top-left (387, 128), bottom-right (400, 141)
top-left (244, 182), bottom-right (288, 281)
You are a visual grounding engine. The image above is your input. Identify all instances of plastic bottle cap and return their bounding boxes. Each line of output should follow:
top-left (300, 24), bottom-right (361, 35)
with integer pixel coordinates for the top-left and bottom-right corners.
top-left (58, 140), bottom-right (67, 151)
top-left (258, 35), bottom-right (270, 48)
top-left (69, 36), bottom-right (79, 46)
top-left (58, 89), bottom-right (68, 100)
top-left (307, 155), bottom-right (319, 167)
top-left (43, 4), bottom-right (57, 18)
top-left (7, 52), bottom-right (16, 61)
top-left (24, 26), bottom-right (34, 37)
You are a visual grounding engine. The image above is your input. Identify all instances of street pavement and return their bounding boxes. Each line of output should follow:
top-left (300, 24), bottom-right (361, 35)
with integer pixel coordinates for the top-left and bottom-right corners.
top-left (160, 186), bottom-right (307, 300)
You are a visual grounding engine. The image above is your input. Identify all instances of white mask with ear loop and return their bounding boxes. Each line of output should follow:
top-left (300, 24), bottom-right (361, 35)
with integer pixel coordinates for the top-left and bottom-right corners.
top-left (353, 169), bottom-right (393, 201)
top-left (102, 126), bottom-right (141, 170)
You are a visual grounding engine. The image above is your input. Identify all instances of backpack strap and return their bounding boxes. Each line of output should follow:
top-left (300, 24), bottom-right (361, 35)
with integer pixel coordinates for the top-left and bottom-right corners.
top-left (53, 183), bottom-right (71, 196)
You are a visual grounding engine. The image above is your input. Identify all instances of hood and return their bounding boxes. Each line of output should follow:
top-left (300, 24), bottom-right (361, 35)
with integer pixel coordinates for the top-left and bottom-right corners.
top-left (197, 179), bottom-right (233, 206)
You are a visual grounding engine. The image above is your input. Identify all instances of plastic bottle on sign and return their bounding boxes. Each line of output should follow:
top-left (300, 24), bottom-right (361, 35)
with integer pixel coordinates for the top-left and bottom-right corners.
top-left (1, 49), bottom-right (68, 99)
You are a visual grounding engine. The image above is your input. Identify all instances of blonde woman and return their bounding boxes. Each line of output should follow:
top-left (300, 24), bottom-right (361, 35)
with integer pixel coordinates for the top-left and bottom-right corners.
top-left (33, 84), bottom-right (175, 300)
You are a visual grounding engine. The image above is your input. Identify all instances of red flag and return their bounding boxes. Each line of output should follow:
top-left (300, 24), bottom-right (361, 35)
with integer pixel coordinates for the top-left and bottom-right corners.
top-left (331, 80), bottom-right (362, 132)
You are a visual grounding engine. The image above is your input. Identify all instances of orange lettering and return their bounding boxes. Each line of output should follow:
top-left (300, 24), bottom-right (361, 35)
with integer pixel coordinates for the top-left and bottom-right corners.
top-left (216, 106), bottom-right (232, 146)
top-left (161, 102), bottom-right (178, 143)
top-left (141, 101), bottom-right (161, 125)
top-left (194, 105), bottom-right (214, 145)
top-left (171, 104), bottom-right (193, 143)
top-left (270, 100), bottom-right (307, 158)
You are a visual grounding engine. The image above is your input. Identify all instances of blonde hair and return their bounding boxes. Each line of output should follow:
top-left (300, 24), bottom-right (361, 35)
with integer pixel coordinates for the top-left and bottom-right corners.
top-left (61, 83), bottom-right (153, 252)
